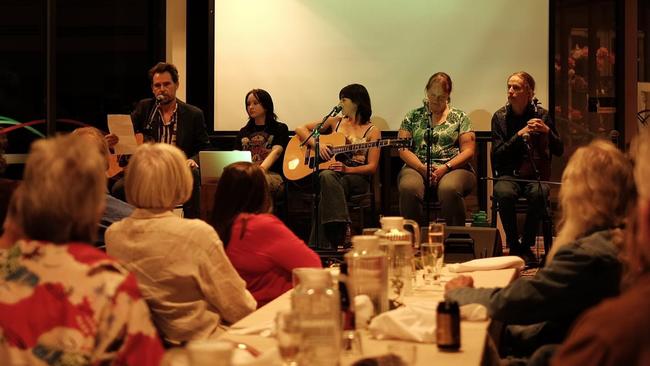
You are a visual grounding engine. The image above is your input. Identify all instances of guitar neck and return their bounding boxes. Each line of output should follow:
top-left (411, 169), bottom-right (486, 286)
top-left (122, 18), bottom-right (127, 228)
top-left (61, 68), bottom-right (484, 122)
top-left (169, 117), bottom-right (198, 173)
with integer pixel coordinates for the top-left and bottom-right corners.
top-left (330, 140), bottom-right (384, 155)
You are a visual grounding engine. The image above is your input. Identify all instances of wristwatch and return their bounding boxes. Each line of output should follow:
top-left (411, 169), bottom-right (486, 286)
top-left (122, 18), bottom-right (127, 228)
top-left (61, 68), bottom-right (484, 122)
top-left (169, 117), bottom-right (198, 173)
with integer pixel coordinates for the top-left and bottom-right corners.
top-left (445, 162), bottom-right (452, 170)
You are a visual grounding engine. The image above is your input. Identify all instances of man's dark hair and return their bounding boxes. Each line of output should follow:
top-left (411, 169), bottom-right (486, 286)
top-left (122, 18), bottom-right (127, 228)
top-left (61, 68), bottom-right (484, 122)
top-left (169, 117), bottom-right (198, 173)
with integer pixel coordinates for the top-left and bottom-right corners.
top-left (148, 62), bottom-right (179, 84)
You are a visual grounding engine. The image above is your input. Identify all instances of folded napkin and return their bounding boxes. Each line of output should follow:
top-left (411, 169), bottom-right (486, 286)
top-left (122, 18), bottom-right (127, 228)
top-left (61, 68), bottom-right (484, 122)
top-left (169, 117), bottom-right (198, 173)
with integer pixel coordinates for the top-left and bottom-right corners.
top-left (368, 302), bottom-right (437, 343)
top-left (354, 295), bottom-right (375, 330)
top-left (368, 302), bottom-right (488, 343)
top-left (447, 256), bottom-right (524, 273)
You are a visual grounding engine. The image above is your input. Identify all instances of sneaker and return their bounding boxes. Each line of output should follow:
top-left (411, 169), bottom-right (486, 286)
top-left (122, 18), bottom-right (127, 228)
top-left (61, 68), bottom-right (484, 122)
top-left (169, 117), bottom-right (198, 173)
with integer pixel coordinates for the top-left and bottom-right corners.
top-left (519, 247), bottom-right (539, 268)
top-left (510, 245), bottom-right (538, 268)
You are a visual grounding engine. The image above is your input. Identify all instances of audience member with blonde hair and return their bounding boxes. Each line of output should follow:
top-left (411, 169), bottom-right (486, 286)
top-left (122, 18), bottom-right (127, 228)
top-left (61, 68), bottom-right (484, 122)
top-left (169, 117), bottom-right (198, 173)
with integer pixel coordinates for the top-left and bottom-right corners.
top-left (106, 143), bottom-right (256, 345)
top-left (72, 126), bottom-right (133, 246)
top-left (552, 129), bottom-right (650, 365)
top-left (445, 139), bottom-right (635, 359)
top-left (211, 162), bottom-right (321, 307)
top-left (0, 134), bottom-right (164, 365)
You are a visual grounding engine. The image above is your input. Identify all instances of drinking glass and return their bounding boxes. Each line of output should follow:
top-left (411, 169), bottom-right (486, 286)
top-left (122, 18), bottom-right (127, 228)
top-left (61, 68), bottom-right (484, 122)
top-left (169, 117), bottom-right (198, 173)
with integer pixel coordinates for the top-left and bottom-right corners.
top-left (420, 243), bottom-right (444, 286)
top-left (341, 329), bottom-right (363, 361)
top-left (427, 222), bottom-right (445, 245)
top-left (275, 310), bottom-right (302, 366)
top-left (425, 223), bottom-right (445, 284)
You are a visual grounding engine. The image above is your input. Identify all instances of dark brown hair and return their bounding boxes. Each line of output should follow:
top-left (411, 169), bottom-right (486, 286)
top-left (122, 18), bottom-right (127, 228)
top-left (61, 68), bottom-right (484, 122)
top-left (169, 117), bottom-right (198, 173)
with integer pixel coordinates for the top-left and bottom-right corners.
top-left (210, 162), bottom-right (271, 246)
top-left (425, 72), bottom-right (453, 94)
top-left (508, 71), bottom-right (536, 93)
top-left (339, 83), bottom-right (372, 123)
top-left (244, 88), bottom-right (279, 128)
top-left (148, 62), bottom-right (179, 84)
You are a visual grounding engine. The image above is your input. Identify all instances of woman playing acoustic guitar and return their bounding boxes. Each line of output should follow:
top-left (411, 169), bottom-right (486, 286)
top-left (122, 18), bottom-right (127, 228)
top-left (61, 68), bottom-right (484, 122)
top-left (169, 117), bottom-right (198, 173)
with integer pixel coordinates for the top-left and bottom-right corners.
top-left (294, 83), bottom-right (381, 250)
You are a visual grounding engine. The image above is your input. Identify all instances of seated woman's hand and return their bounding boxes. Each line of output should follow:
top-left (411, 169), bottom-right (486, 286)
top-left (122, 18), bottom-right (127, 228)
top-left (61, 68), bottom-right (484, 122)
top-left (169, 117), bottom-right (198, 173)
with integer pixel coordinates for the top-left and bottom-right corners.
top-left (431, 165), bottom-right (449, 184)
top-left (445, 275), bottom-right (474, 292)
top-left (329, 161), bottom-right (346, 173)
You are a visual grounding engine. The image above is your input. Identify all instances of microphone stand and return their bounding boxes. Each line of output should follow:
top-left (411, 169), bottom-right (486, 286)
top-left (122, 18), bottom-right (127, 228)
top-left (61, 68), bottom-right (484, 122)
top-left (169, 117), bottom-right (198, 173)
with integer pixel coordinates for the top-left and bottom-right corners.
top-left (424, 103), bottom-right (433, 226)
top-left (482, 177), bottom-right (561, 186)
top-left (522, 120), bottom-right (554, 263)
top-left (302, 105), bottom-right (340, 249)
top-left (144, 98), bottom-right (162, 141)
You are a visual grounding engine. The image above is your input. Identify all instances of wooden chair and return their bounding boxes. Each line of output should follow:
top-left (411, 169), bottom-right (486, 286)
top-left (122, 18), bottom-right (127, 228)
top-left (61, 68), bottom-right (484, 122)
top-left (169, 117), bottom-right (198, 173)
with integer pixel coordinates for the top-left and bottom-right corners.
top-left (490, 196), bottom-right (554, 257)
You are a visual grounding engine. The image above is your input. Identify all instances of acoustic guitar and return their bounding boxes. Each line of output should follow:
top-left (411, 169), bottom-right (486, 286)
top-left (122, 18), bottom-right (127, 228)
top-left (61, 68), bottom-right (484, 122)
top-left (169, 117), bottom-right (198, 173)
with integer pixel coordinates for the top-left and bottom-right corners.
top-left (106, 133), bottom-right (144, 178)
top-left (283, 132), bottom-right (411, 181)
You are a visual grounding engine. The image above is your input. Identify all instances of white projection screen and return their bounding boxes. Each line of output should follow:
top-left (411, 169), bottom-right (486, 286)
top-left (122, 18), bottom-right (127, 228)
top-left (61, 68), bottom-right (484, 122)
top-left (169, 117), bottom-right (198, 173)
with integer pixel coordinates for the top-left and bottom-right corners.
top-left (214, 0), bottom-right (549, 132)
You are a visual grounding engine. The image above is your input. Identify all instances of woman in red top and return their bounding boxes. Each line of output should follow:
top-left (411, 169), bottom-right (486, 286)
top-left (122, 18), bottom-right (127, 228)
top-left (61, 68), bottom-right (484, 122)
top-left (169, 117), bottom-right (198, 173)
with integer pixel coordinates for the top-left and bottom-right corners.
top-left (211, 162), bottom-right (322, 307)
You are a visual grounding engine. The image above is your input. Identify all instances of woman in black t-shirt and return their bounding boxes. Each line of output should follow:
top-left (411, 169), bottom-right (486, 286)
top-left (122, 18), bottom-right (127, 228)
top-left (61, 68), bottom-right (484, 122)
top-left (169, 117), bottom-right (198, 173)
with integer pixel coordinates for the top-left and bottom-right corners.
top-left (235, 89), bottom-right (289, 199)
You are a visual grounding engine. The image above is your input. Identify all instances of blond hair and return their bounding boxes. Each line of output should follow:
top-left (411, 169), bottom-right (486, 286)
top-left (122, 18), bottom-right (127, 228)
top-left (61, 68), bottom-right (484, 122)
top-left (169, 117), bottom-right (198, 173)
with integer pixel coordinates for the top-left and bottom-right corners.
top-left (125, 143), bottom-right (192, 210)
top-left (13, 134), bottom-right (106, 243)
top-left (633, 128), bottom-right (650, 200)
top-left (547, 139), bottom-right (635, 263)
top-left (625, 128), bottom-right (650, 276)
top-left (72, 127), bottom-right (110, 170)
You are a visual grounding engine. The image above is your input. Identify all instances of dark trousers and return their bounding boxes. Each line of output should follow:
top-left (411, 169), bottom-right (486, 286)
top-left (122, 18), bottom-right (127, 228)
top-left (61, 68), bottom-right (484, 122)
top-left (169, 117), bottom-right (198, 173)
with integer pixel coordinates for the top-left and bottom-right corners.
top-left (494, 177), bottom-right (549, 248)
top-left (398, 166), bottom-right (476, 226)
top-left (309, 170), bottom-right (368, 250)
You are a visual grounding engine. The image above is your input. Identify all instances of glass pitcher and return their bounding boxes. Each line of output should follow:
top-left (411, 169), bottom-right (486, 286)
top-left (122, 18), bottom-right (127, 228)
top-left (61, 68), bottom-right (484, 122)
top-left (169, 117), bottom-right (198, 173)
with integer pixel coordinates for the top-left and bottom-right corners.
top-left (345, 235), bottom-right (389, 322)
top-left (291, 268), bottom-right (341, 365)
top-left (374, 217), bottom-right (420, 306)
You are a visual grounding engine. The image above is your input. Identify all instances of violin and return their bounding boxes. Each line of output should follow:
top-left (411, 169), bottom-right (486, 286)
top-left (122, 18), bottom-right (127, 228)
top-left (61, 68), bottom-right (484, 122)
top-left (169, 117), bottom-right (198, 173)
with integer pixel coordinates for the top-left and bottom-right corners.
top-left (517, 98), bottom-right (551, 181)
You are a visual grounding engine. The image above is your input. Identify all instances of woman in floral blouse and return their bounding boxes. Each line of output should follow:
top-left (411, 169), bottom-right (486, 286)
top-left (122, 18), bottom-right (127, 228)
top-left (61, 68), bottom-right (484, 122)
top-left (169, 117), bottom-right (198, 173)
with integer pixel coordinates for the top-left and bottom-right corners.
top-left (0, 134), bottom-right (164, 366)
top-left (398, 72), bottom-right (476, 226)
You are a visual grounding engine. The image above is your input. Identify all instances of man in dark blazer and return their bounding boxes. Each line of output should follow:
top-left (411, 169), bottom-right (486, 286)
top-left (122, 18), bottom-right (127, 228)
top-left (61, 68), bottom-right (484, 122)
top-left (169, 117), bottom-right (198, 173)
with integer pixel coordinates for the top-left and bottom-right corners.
top-left (111, 62), bottom-right (210, 218)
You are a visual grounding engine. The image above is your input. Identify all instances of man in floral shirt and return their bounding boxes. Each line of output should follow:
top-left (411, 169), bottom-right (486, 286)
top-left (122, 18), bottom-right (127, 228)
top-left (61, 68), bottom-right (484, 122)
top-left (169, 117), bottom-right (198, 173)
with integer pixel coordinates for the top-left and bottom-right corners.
top-left (0, 134), bottom-right (164, 365)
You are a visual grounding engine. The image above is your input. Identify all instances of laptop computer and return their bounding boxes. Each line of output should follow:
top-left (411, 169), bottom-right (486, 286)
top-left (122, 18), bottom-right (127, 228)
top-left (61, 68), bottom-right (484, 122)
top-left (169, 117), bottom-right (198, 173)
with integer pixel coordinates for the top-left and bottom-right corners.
top-left (198, 150), bottom-right (252, 185)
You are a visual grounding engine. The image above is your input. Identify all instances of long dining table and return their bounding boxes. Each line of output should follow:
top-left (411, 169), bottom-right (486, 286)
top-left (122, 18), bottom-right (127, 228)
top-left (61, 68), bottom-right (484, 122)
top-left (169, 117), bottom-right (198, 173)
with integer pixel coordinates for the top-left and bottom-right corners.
top-left (219, 267), bottom-right (518, 365)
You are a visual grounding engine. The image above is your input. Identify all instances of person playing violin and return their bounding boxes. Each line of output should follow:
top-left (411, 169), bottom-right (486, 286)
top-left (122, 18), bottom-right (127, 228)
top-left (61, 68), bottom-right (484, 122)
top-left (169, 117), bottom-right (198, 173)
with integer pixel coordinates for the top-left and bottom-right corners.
top-left (491, 71), bottom-right (563, 263)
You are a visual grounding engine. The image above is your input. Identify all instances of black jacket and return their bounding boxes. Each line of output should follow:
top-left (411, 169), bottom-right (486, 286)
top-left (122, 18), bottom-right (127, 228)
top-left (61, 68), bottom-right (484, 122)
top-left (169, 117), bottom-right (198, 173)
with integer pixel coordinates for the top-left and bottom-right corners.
top-left (131, 98), bottom-right (211, 161)
top-left (491, 103), bottom-right (563, 177)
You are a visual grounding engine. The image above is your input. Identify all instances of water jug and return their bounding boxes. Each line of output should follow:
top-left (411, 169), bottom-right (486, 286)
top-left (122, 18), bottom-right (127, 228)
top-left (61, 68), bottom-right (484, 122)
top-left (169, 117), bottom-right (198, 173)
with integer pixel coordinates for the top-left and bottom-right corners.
top-left (374, 217), bottom-right (420, 305)
top-left (345, 235), bottom-right (388, 325)
top-left (291, 268), bottom-right (341, 365)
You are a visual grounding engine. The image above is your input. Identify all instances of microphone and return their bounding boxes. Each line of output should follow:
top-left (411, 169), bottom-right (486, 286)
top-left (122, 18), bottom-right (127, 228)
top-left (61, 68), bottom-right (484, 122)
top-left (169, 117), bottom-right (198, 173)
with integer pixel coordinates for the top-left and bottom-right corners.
top-left (330, 104), bottom-right (342, 116)
top-left (609, 130), bottom-right (620, 146)
top-left (532, 97), bottom-right (539, 115)
top-left (423, 98), bottom-right (431, 114)
top-left (146, 96), bottom-right (164, 132)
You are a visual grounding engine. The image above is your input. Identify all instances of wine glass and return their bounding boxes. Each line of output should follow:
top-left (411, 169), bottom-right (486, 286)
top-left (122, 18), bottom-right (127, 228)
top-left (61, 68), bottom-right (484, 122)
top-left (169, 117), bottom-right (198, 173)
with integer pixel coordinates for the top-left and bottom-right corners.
top-left (275, 310), bottom-right (301, 366)
top-left (424, 223), bottom-right (445, 284)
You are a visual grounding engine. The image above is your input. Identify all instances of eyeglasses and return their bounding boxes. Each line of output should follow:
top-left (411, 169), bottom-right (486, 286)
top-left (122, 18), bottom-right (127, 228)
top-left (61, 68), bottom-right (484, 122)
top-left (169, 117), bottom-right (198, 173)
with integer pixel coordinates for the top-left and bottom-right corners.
top-left (427, 94), bottom-right (449, 102)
